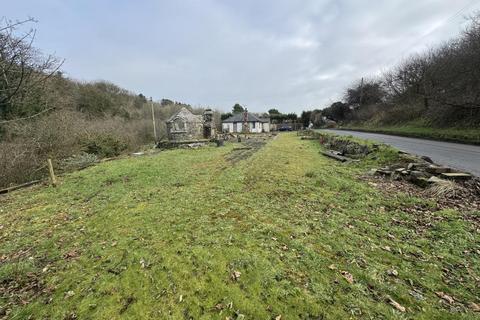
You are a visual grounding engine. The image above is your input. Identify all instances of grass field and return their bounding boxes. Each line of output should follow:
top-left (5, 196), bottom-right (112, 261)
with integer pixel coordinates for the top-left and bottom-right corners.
top-left (341, 124), bottom-right (480, 145)
top-left (1, 133), bottom-right (479, 319)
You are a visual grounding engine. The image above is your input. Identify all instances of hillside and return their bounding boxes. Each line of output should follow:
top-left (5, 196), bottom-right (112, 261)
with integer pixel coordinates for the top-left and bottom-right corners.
top-left (302, 14), bottom-right (480, 144)
top-left (1, 134), bottom-right (479, 319)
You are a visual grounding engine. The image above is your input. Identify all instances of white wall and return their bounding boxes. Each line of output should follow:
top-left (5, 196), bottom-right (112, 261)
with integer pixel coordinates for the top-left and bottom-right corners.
top-left (222, 123), bottom-right (234, 133)
top-left (222, 121), bottom-right (269, 133)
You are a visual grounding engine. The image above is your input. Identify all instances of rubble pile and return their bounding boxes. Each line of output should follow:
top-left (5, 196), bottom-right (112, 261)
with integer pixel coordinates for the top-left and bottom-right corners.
top-left (371, 156), bottom-right (480, 207)
top-left (321, 135), bottom-right (371, 157)
top-left (299, 130), bottom-right (479, 204)
top-left (156, 139), bottom-right (211, 149)
top-left (372, 160), bottom-right (473, 188)
top-left (300, 131), bottom-right (372, 158)
top-left (180, 142), bottom-right (207, 149)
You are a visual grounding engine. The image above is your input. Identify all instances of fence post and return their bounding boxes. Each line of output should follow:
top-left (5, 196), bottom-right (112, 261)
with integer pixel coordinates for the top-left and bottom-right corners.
top-left (47, 158), bottom-right (57, 187)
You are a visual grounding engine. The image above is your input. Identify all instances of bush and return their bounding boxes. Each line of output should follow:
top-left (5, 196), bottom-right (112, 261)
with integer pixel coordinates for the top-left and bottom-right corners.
top-left (60, 153), bottom-right (98, 171)
top-left (373, 104), bottom-right (424, 126)
top-left (82, 134), bottom-right (129, 158)
top-left (0, 111), bottom-right (157, 188)
top-left (0, 141), bottom-right (44, 188)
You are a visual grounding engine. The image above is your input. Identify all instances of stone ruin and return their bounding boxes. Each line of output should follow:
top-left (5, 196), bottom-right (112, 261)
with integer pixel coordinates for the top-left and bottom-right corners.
top-left (165, 107), bottom-right (215, 142)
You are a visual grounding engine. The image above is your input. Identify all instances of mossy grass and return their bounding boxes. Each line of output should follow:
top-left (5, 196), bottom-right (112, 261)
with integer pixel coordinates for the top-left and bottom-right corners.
top-left (1, 133), bottom-right (478, 319)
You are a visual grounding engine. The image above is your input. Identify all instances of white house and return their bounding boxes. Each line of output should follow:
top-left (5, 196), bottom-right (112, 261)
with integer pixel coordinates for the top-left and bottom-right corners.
top-left (222, 112), bottom-right (270, 133)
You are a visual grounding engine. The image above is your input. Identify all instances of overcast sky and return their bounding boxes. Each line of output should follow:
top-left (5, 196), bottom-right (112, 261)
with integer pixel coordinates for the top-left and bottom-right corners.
top-left (4, 0), bottom-right (480, 113)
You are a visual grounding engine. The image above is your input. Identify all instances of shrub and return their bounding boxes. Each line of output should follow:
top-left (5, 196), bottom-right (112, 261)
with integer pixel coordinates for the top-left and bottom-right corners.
top-left (82, 134), bottom-right (129, 158)
top-left (0, 141), bottom-right (44, 188)
top-left (60, 153), bottom-right (98, 171)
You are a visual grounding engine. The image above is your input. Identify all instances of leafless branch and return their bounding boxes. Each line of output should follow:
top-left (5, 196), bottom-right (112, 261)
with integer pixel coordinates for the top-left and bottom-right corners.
top-left (0, 107), bottom-right (55, 124)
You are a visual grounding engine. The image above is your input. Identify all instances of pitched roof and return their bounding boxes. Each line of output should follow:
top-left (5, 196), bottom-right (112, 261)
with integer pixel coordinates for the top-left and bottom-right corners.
top-left (222, 112), bottom-right (267, 123)
top-left (166, 107), bottom-right (201, 123)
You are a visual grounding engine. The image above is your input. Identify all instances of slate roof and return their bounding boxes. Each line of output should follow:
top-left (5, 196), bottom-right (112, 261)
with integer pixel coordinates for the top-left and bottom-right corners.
top-left (166, 107), bottom-right (201, 123)
top-left (222, 113), bottom-right (268, 123)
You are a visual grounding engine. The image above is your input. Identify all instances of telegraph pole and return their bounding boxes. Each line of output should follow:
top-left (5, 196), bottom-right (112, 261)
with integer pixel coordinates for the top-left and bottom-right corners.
top-left (359, 77), bottom-right (364, 106)
top-left (150, 97), bottom-right (157, 142)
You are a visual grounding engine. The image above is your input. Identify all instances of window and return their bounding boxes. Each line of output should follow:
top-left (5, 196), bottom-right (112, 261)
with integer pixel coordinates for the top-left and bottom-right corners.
top-left (173, 119), bottom-right (186, 132)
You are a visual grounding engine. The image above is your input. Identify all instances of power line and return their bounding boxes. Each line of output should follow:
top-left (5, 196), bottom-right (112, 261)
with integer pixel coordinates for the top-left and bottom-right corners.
top-left (386, 0), bottom-right (480, 66)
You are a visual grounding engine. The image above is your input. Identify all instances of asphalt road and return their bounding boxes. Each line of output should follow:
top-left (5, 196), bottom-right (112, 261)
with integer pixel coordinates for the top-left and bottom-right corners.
top-left (321, 129), bottom-right (480, 176)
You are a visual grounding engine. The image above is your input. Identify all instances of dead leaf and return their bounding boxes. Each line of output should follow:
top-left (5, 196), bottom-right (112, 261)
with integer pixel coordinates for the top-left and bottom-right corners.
top-left (383, 246), bottom-right (392, 252)
top-left (469, 302), bottom-right (480, 312)
top-left (387, 269), bottom-right (398, 277)
top-left (63, 250), bottom-right (79, 259)
top-left (436, 291), bottom-right (454, 304)
top-left (179, 295), bottom-right (183, 303)
top-left (275, 315), bottom-right (282, 320)
top-left (231, 270), bottom-right (241, 281)
top-left (328, 264), bottom-right (336, 270)
top-left (388, 297), bottom-right (406, 312)
top-left (340, 270), bottom-right (354, 284)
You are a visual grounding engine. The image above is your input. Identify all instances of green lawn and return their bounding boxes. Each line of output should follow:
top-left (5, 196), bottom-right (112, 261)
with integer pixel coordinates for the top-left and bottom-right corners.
top-left (1, 133), bottom-right (479, 319)
top-left (341, 124), bottom-right (480, 145)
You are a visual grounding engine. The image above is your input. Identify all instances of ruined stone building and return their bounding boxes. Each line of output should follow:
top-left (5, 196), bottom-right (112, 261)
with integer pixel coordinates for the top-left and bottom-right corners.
top-left (166, 107), bottom-right (215, 141)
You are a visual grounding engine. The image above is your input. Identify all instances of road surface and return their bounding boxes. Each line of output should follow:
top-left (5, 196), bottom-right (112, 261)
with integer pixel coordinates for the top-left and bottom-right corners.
top-left (321, 129), bottom-right (480, 176)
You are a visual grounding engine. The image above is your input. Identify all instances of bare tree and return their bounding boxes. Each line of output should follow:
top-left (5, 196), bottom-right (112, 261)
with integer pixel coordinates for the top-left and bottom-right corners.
top-left (0, 17), bottom-right (63, 122)
top-left (344, 78), bottom-right (385, 107)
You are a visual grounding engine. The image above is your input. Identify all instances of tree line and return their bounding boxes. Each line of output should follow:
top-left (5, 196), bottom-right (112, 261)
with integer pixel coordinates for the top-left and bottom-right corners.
top-left (0, 18), bottom-right (207, 188)
top-left (301, 13), bottom-right (480, 128)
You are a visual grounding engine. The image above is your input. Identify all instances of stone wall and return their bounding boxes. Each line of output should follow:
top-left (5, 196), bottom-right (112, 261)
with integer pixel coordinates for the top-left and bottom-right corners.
top-left (166, 108), bottom-right (203, 141)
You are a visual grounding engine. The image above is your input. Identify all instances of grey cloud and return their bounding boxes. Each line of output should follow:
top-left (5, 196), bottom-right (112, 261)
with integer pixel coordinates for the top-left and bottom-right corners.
top-left (3, 0), bottom-right (479, 113)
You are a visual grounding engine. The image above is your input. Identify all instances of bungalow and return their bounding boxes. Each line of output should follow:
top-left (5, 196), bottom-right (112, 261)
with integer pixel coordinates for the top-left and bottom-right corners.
top-left (222, 112), bottom-right (270, 133)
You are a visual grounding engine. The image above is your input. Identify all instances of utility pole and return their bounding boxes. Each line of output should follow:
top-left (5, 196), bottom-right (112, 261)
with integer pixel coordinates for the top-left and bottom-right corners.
top-left (150, 97), bottom-right (157, 142)
top-left (359, 77), bottom-right (364, 106)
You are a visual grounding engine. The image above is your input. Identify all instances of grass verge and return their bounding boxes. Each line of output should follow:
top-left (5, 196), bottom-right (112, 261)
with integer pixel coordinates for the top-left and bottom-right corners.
top-left (0, 133), bottom-right (479, 319)
top-left (340, 124), bottom-right (480, 145)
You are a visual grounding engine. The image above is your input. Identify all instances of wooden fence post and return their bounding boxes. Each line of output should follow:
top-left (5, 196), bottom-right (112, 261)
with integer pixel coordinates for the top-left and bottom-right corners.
top-left (47, 158), bottom-right (57, 187)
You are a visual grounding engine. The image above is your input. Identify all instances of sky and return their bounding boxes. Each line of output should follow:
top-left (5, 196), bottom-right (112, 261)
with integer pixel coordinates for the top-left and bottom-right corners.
top-left (3, 0), bottom-right (480, 113)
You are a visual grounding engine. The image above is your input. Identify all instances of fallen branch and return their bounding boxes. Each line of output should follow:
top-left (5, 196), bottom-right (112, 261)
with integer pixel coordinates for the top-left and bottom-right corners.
top-left (0, 180), bottom-right (41, 195)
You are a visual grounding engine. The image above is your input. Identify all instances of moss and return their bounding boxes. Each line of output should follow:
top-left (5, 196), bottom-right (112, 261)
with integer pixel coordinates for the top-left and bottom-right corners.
top-left (0, 133), bottom-right (478, 319)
